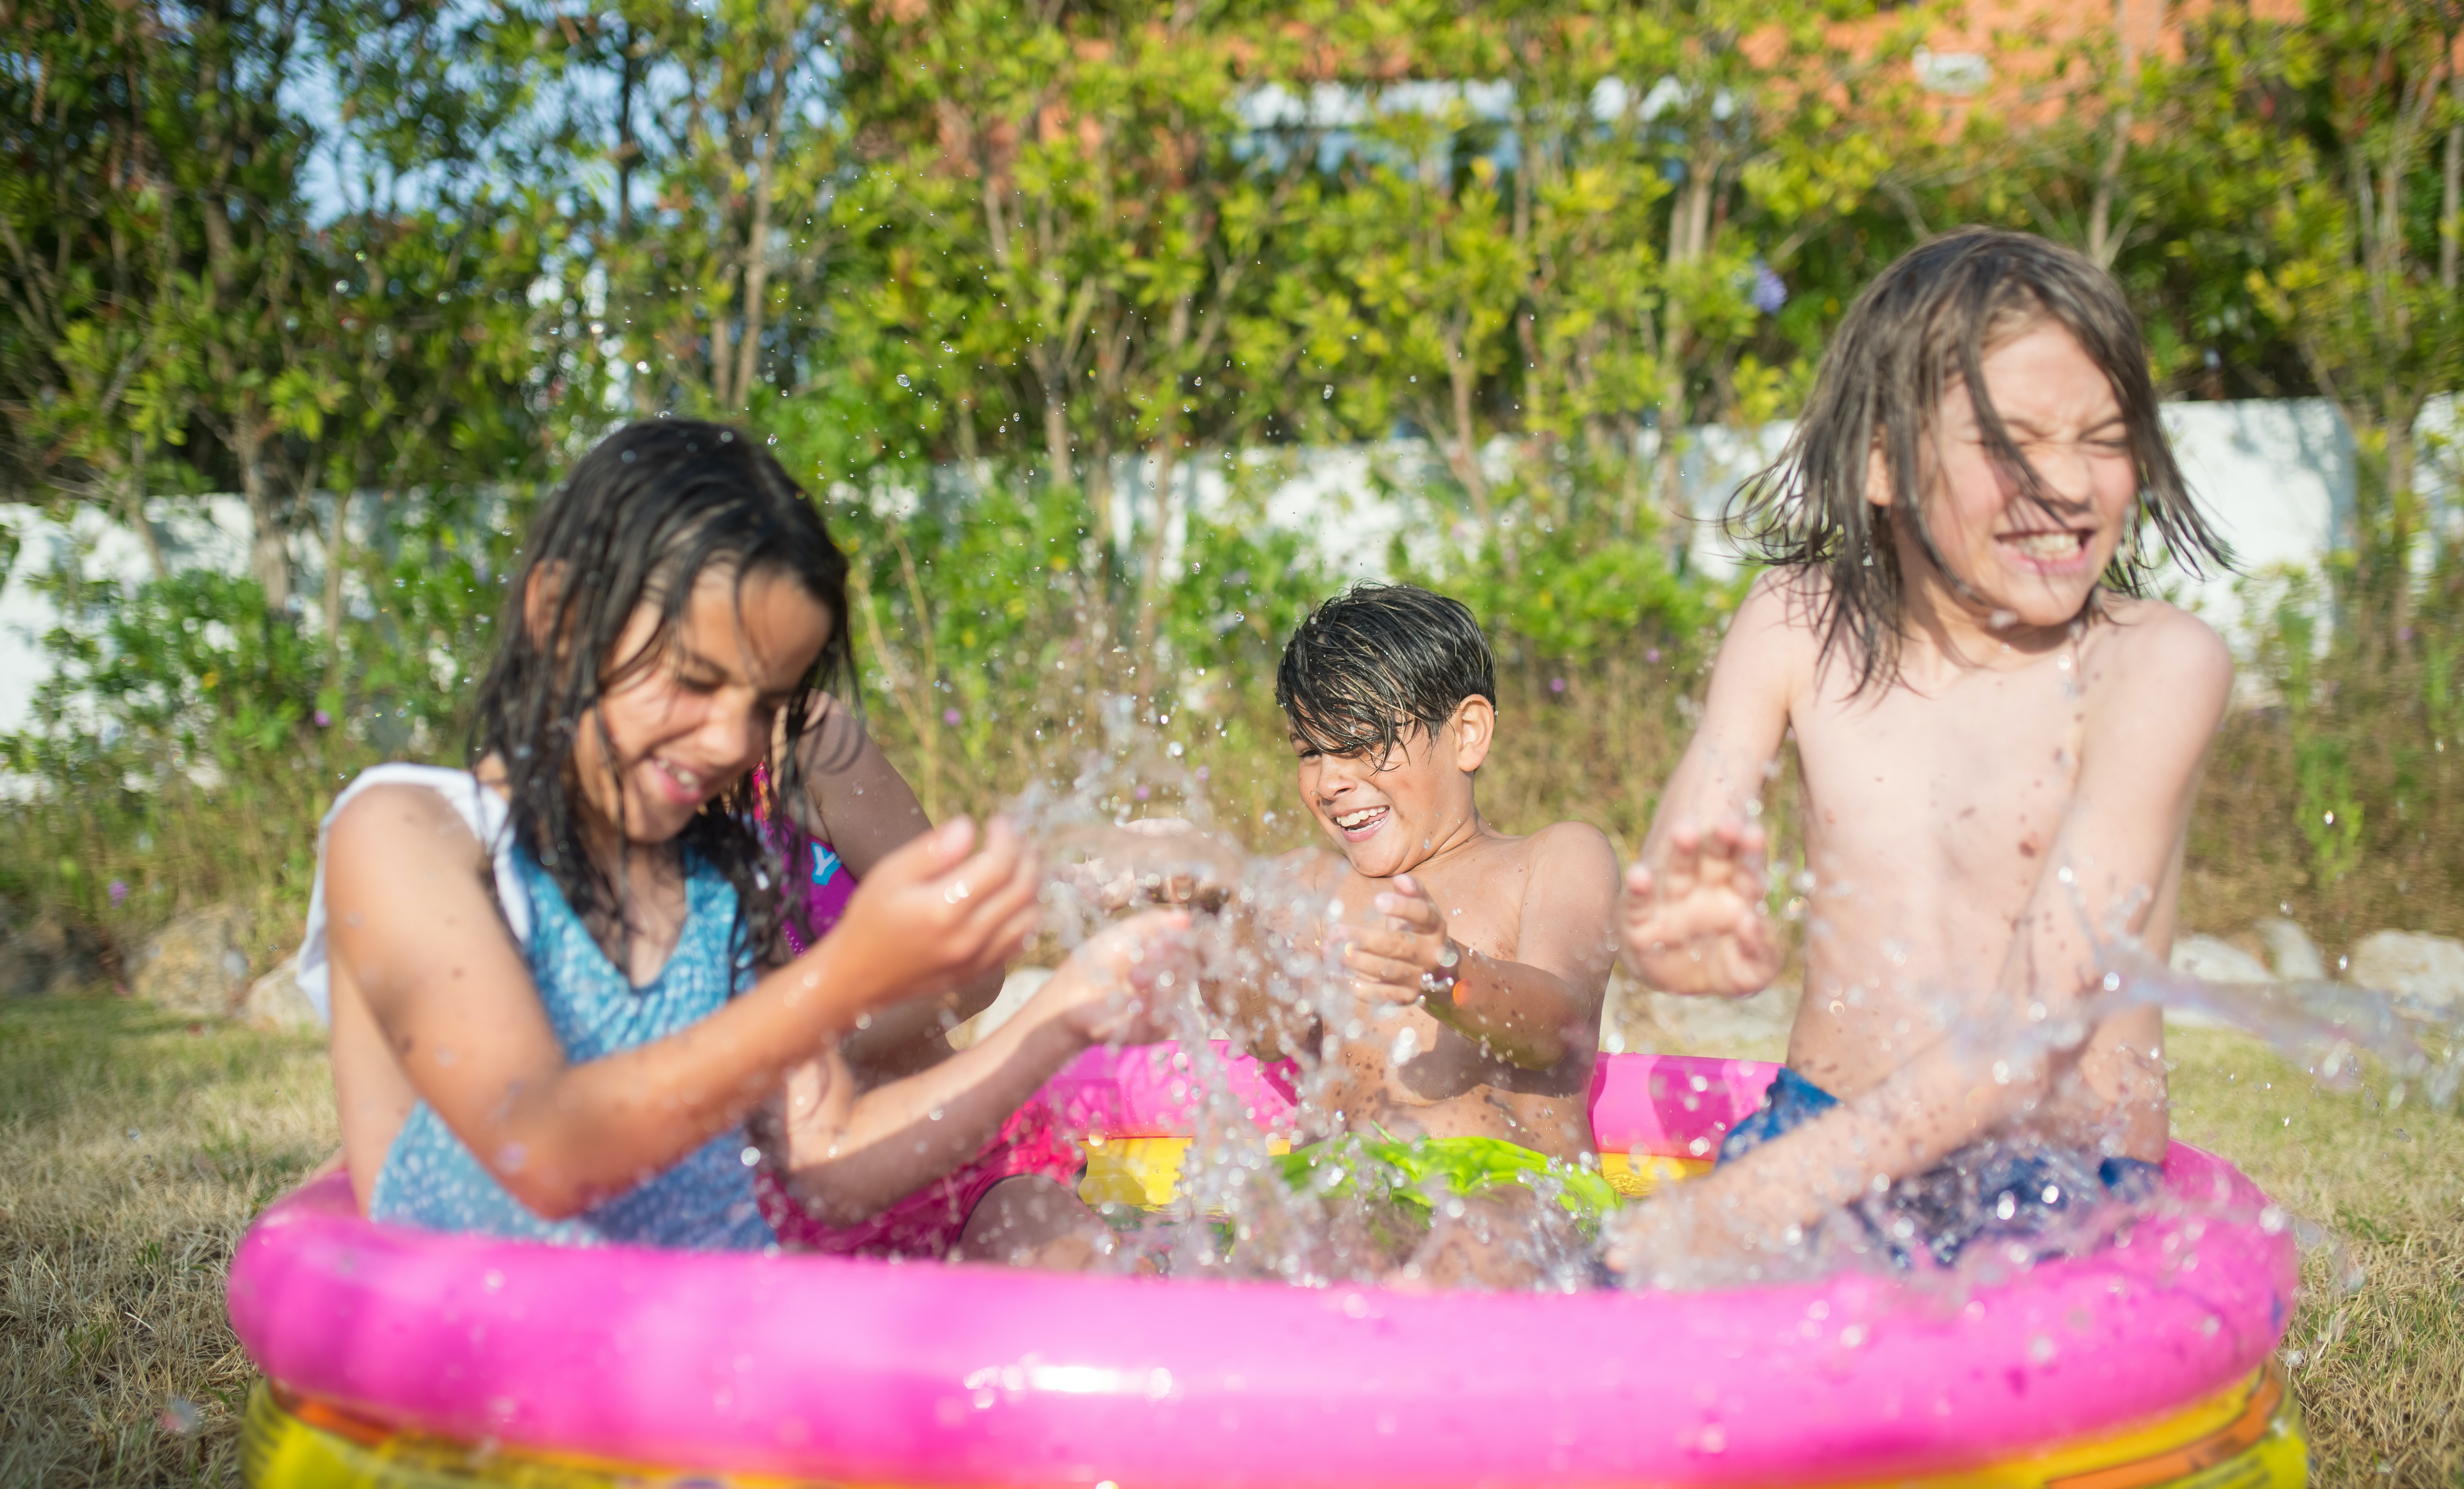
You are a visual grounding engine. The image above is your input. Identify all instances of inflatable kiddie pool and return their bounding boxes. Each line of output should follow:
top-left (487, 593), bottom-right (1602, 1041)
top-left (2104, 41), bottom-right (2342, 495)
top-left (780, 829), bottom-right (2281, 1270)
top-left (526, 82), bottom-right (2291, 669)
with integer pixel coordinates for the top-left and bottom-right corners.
top-left (229, 1049), bottom-right (2306, 1489)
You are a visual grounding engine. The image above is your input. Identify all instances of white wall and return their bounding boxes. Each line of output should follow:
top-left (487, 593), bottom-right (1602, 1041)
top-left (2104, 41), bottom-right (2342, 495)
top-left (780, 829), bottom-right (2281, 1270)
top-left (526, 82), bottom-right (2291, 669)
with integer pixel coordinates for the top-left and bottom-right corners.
top-left (0, 398), bottom-right (2439, 737)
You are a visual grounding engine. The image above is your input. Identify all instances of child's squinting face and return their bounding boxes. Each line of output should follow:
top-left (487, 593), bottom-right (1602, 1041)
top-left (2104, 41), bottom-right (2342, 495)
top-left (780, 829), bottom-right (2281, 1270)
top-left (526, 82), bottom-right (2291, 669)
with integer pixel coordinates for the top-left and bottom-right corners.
top-left (1892, 320), bottom-right (2138, 631)
top-left (1292, 704), bottom-right (1488, 878)
top-left (577, 566), bottom-right (829, 845)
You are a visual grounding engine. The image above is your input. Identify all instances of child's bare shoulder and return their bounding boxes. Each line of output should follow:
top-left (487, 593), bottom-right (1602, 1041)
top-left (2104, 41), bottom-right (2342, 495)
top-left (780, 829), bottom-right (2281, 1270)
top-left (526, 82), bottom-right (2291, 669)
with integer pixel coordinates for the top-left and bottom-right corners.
top-left (1723, 569), bottom-right (1828, 677)
top-left (327, 782), bottom-right (489, 871)
top-left (1504, 821), bottom-right (1619, 903)
top-left (2091, 596), bottom-right (2233, 696)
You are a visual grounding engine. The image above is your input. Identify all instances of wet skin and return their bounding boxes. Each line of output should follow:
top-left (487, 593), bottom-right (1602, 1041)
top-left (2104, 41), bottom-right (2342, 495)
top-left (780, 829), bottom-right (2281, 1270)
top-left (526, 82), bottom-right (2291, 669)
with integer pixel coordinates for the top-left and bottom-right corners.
top-left (1256, 696), bottom-right (1620, 1163)
top-left (1617, 320), bottom-right (2233, 1249)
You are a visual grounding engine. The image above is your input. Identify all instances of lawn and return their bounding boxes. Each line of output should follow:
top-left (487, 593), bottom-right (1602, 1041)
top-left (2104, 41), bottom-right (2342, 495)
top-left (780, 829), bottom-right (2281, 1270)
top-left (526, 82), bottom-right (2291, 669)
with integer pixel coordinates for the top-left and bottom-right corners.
top-left (0, 1000), bottom-right (2455, 1488)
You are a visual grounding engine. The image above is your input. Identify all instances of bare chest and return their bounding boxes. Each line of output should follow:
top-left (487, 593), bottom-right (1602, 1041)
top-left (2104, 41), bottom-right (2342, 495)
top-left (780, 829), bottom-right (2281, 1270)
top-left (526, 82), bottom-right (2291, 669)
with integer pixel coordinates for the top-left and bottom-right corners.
top-left (1792, 662), bottom-right (2089, 909)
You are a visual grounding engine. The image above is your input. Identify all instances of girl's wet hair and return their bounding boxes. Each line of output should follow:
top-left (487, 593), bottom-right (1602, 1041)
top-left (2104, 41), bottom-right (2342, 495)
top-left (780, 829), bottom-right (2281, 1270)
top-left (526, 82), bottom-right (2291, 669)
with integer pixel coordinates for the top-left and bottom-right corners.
top-left (471, 419), bottom-right (853, 974)
top-left (1724, 226), bottom-right (2229, 693)
top-left (1276, 582), bottom-right (1496, 762)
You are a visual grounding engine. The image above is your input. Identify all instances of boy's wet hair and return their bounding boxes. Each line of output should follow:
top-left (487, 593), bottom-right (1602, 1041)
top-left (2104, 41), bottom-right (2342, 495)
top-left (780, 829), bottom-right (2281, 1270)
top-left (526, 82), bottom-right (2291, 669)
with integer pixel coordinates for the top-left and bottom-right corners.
top-left (1276, 583), bottom-right (1496, 761)
top-left (471, 419), bottom-right (854, 974)
top-left (1724, 226), bottom-right (2229, 693)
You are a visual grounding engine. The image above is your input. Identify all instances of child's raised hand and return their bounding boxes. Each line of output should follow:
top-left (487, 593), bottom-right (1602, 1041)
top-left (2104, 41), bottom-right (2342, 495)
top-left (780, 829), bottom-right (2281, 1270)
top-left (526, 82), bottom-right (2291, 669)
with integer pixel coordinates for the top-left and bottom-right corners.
top-left (1041, 910), bottom-right (1200, 1046)
top-left (827, 815), bottom-right (1042, 1008)
top-left (1620, 819), bottom-right (1784, 996)
top-left (1338, 873), bottom-right (1458, 1009)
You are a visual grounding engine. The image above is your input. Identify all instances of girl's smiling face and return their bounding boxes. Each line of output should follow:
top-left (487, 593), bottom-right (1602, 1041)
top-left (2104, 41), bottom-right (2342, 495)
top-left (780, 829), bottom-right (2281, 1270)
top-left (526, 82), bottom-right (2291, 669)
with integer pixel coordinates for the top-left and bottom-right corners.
top-left (571, 564), bottom-right (831, 847)
top-left (1881, 319), bottom-right (2139, 634)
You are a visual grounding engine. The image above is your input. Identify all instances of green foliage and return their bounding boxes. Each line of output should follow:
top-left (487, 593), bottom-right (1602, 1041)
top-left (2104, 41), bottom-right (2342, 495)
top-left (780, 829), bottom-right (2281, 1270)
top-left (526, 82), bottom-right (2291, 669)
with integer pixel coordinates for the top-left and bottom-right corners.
top-left (7, 0), bottom-right (2464, 954)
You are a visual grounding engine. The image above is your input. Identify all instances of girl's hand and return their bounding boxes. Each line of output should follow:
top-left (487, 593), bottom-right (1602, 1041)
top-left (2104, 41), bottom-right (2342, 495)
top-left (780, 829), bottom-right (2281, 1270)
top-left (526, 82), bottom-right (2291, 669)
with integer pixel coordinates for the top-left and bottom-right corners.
top-left (1338, 874), bottom-right (1456, 1009)
top-left (825, 816), bottom-right (1042, 1008)
top-left (1039, 910), bottom-right (1200, 1046)
top-left (1619, 819), bottom-right (1784, 996)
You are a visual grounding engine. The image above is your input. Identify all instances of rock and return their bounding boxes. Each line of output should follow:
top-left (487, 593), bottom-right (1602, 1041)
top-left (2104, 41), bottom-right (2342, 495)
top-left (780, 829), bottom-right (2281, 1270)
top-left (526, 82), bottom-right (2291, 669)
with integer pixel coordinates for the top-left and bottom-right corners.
top-left (131, 906), bottom-right (254, 1017)
top-left (946, 968), bottom-right (1053, 1050)
top-left (1606, 975), bottom-right (1799, 1062)
top-left (0, 912), bottom-right (108, 997)
top-left (2170, 934), bottom-right (2273, 985)
top-left (239, 953), bottom-right (322, 1032)
top-left (2254, 918), bottom-right (2327, 982)
top-left (2163, 935), bottom-right (2272, 1030)
top-left (2345, 931), bottom-right (2464, 1016)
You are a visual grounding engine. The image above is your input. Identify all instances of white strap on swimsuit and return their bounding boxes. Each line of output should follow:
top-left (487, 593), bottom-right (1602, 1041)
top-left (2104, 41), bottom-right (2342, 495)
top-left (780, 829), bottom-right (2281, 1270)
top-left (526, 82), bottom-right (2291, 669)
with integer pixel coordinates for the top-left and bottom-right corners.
top-left (296, 764), bottom-right (531, 1025)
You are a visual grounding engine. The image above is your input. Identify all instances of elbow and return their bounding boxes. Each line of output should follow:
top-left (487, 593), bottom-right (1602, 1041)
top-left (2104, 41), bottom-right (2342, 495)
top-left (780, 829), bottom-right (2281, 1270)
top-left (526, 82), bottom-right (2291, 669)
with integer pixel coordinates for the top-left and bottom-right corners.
top-left (498, 1171), bottom-right (593, 1222)
top-left (489, 1136), bottom-right (616, 1222)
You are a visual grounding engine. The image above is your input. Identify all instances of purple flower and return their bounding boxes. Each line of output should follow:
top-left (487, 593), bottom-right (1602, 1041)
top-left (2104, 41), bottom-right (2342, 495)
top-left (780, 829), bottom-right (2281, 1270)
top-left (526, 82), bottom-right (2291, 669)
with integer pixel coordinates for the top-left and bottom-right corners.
top-left (2400, 626), bottom-right (2416, 643)
top-left (1750, 260), bottom-right (1787, 315)
top-left (941, 707), bottom-right (962, 727)
top-left (1645, 647), bottom-right (1663, 664)
top-left (313, 709), bottom-right (332, 728)
top-left (1195, 765), bottom-right (1210, 782)
top-left (108, 880), bottom-right (129, 905)
top-left (1550, 677), bottom-right (1567, 694)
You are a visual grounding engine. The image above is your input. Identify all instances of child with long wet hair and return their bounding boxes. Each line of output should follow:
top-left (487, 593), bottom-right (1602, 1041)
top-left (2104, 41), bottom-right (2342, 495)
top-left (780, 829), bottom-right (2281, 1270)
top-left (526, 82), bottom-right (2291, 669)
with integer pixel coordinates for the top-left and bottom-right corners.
top-left (1611, 228), bottom-right (2235, 1278)
top-left (300, 421), bottom-right (1189, 1249)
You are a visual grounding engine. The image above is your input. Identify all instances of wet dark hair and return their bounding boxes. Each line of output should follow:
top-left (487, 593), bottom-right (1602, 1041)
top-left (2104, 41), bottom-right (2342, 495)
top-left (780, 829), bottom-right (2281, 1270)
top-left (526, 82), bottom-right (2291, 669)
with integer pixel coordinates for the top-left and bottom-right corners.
top-left (1275, 582), bottom-right (1496, 761)
top-left (1723, 226), bottom-right (2230, 694)
top-left (470, 419), bottom-right (853, 975)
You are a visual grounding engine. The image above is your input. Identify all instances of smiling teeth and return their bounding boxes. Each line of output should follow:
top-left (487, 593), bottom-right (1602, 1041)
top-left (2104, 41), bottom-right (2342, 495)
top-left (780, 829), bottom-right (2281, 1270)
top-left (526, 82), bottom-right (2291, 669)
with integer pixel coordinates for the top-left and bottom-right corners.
top-left (2008, 532), bottom-right (2081, 559)
top-left (655, 759), bottom-right (702, 790)
top-left (1335, 807), bottom-right (1384, 829)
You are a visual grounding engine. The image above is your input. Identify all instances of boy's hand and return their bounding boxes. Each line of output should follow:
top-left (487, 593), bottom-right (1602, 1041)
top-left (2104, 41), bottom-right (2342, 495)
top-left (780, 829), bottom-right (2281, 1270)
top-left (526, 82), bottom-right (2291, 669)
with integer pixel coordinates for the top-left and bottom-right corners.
top-left (1042, 910), bottom-right (1200, 1046)
top-left (1620, 819), bottom-right (1784, 996)
top-left (825, 816), bottom-right (1042, 1008)
top-left (1338, 874), bottom-right (1459, 1009)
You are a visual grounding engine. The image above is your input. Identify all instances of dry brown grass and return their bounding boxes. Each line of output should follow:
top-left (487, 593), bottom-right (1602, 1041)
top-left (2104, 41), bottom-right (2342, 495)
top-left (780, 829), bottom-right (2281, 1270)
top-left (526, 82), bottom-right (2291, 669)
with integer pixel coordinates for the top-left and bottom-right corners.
top-left (0, 999), bottom-right (335, 1489)
top-left (2167, 1028), bottom-right (2464, 1489)
top-left (2, 998), bottom-right (2455, 1488)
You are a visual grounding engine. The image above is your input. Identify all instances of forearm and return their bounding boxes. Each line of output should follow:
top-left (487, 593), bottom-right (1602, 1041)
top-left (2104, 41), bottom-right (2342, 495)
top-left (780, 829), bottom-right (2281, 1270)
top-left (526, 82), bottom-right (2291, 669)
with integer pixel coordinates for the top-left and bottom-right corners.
top-left (1421, 953), bottom-right (1588, 1068)
top-left (1697, 1036), bottom-right (2036, 1241)
top-left (780, 1002), bottom-right (1089, 1224)
top-left (840, 966), bottom-right (1005, 1079)
top-left (474, 935), bottom-right (900, 1217)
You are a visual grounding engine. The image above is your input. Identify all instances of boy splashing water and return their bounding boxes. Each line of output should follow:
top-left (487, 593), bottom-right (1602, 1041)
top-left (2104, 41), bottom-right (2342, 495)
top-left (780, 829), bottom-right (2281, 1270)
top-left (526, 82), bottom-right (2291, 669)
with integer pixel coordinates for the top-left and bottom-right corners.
top-left (1614, 228), bottom-right (2232, 1277)
top-left (1256, 584), bottom-right (1621, 1284)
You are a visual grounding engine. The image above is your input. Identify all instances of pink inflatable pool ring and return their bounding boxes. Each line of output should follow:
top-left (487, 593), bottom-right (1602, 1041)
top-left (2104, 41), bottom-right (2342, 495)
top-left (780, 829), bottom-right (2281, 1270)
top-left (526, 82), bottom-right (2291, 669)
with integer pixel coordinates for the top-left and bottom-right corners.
top-left (229, 1050), bottom-right (2306, 1489)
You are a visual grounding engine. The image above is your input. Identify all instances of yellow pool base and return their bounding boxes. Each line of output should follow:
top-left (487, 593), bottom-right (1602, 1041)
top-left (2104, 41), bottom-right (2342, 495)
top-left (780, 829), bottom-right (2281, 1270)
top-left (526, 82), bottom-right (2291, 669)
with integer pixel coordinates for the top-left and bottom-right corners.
top-left (242, 1360), bottom-right (2304, 1489)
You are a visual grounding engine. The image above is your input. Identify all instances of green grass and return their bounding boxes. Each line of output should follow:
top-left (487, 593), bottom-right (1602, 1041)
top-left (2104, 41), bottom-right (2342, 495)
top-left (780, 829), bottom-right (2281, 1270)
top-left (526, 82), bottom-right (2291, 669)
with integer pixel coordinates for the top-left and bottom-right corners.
top-left (0, 1001), bottom-right (2455, 1487)
top-left (0, 999), bottom-right (333, 1489)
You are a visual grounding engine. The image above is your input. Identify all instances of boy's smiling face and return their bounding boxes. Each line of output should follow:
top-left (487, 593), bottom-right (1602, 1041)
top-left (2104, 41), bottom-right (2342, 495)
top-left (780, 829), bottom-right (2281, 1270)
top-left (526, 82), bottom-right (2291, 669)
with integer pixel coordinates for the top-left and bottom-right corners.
top-left (1292, 697), bottom-right (1493, 878)
top-left (1880, 319), bottom-right (2139, 633)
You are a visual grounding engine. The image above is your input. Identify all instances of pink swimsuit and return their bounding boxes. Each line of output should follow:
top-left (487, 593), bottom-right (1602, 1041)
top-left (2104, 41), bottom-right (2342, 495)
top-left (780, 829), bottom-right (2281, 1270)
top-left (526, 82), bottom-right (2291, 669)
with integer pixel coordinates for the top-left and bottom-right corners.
top-left (751, 768), bottom-right (1082, 1259)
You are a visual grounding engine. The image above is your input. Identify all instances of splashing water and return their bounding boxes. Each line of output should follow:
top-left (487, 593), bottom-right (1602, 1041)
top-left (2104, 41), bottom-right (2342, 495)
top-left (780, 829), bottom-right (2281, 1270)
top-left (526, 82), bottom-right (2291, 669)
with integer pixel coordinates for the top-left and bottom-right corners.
top-left (1007, 702), bottom-right (1597, 1289)
top-left (1001, 702), bottom-right (2459, 1295)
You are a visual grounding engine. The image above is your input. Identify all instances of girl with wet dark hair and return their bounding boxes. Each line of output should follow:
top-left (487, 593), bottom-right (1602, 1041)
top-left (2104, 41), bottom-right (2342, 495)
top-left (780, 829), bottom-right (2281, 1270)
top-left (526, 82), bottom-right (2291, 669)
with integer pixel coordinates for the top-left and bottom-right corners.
top-left (1610, 229), bottom-right (2237, 1276)
top-left (298, 420), bottom-right (1191, 1249)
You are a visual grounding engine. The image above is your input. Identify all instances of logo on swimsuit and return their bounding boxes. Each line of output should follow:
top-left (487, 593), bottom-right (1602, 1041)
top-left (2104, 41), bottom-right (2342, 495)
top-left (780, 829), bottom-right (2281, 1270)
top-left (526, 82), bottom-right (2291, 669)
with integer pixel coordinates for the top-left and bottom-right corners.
top-left (813, 844), bottom-right (843, 888)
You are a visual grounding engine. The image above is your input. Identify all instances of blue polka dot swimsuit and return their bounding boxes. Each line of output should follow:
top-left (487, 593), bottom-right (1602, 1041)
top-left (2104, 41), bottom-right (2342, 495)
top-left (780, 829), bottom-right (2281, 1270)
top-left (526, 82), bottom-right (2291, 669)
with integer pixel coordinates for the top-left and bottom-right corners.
top-left (367, 846), bottom-right (777, 1250)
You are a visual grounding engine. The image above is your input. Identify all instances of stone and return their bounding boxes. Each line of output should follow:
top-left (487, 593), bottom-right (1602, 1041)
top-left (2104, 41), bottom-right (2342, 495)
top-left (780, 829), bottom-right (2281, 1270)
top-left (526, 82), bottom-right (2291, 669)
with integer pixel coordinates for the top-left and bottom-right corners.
top-left (2344, 931), bottom-right (2464, 1016)
top-left (2254, 918), bottom-right (2328, 982)
top-left (0, 912), bottom-right (107, 997)
top-left (239, 953), bottom-right (322, 1032)
top-left (132, 905), bottom-right (254, 1017)
top-left (2164, 935), bottom-right (2272, 1029)
top-left (2170, 935), bottom-right (2272, 984)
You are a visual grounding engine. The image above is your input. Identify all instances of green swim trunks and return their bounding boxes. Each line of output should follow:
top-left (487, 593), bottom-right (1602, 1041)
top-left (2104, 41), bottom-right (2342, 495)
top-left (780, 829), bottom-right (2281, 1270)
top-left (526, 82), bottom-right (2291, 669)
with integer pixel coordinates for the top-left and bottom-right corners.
top-left (1273, 1132), bottom-right (1624, 1227)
